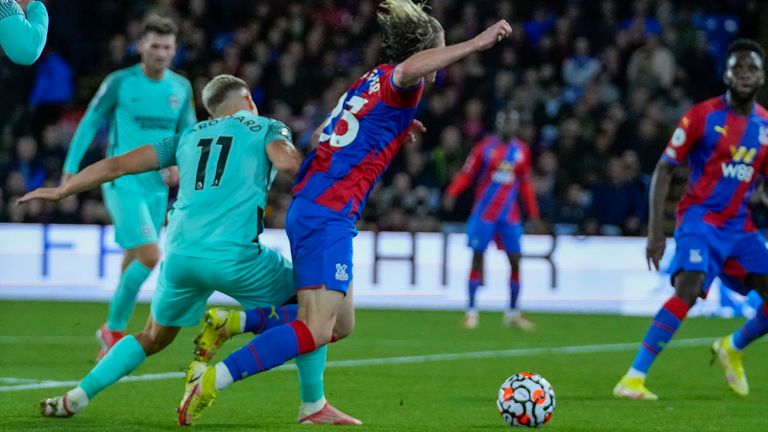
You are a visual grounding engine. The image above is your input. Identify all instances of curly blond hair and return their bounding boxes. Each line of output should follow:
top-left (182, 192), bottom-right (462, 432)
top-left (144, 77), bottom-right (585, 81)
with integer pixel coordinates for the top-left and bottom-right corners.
top-left (377, 0), bottom-right (444, 63)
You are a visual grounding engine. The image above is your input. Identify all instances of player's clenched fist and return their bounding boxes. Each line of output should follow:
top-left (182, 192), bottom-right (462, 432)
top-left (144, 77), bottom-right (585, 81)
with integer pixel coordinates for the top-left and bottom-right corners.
top-left (472, 20), bottom-right (512, 50)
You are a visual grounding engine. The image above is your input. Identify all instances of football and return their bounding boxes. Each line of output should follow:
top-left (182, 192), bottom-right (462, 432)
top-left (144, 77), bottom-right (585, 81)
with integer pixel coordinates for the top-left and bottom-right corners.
top-left (497, 372), bottom-right (556, 428)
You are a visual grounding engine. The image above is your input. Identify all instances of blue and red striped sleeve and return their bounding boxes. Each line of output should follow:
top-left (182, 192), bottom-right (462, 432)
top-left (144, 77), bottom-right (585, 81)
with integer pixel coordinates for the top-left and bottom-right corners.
top-left (516, 144), bottom-right (539, 219)
top-left (446, 139), bottom-right (486, 198)
top-left (380, 65), bottom-right (424, 108)
top-left (662, 104), bottom-right (707, 165)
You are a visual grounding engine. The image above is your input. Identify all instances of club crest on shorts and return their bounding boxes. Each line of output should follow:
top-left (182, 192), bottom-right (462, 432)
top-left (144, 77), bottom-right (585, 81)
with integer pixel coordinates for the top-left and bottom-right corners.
top-left (689, 249), bottom-right (703, 264)
top-left (335, 263), bottom-right (349, 281)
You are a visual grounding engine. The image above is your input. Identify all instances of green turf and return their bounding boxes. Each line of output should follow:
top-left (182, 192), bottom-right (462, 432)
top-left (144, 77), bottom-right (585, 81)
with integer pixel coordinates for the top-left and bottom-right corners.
top-left (0, 301), bottom-right (766, 431)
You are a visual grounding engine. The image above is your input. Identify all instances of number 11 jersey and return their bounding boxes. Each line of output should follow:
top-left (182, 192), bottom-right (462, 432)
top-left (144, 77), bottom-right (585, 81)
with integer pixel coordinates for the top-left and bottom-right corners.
top-left (292, 64), bottom-right (424, 220)
top-left (151, 110), bottom-right (292, 257)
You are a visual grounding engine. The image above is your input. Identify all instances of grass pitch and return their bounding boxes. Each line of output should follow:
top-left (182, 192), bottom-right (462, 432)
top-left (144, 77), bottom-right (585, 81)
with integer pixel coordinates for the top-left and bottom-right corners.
top-left (1, 301), bottom-right (767, 431)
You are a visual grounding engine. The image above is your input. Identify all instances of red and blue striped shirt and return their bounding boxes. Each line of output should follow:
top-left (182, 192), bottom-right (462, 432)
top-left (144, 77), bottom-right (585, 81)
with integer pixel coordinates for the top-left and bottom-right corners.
top-left (446, 136), bottom-right (539, 224)
top-left (292, 64), bottom-right (423, 219)
top-left (662, 96), bottom-right (768, 231)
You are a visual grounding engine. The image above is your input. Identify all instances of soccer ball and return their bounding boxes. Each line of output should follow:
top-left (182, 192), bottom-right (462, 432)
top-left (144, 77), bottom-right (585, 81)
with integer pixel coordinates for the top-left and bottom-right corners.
top-left (497, 372), bottom-right (555, 428)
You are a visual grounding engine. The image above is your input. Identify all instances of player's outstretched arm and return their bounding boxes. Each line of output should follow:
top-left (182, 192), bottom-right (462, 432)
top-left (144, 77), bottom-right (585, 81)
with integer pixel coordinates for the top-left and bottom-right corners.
top-left (393, 19), bottom-right (512, 88)
top-left (18, 145), bottom-right (161, 205)
top-left (646, 158), bottom-right (675, 271)
top-left (0, 0), bottom-right (48, 65)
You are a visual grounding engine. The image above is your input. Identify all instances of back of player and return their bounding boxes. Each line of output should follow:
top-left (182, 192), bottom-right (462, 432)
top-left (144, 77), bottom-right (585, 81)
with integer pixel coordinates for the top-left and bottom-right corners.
top-left (152, 111), bottom-right (295, 327)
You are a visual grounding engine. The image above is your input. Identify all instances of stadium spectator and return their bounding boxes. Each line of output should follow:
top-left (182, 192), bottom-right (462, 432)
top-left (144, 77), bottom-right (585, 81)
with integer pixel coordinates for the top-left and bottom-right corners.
top-left (0, 0), bottom-right (763, 236)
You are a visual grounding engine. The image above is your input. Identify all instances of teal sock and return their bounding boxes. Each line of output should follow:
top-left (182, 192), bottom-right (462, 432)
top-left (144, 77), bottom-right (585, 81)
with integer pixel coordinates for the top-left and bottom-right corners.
top-left (295, 345), bottom-right (327, 403)
top-left (107, 260), bottom-right (152, 331)
top-left (79, 335), bottom-right (146, 399)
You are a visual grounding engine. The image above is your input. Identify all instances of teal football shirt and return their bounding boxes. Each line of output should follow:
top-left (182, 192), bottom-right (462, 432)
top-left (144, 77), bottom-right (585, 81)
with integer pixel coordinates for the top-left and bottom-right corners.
top-left (0, 0), bottom-right (48, 65)
top-left (151, 110), bottom-right (291, 257)
top-left (64, 64), bottom-right (196, 194)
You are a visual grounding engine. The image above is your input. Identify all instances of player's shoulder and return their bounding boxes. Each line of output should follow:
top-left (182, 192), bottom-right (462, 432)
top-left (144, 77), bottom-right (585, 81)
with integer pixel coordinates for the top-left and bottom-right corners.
top-left (165, 69), bottom-right (193, 87)
top-left (103, 65), bottom-right (141, 87)
top-left (754, 103), bottom-right (768, 121)
top-left (686, 96), bottom-right (727, 119)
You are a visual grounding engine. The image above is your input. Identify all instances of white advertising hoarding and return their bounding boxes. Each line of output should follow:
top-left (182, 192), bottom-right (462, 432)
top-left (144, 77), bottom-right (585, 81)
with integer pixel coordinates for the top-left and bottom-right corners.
top-left (0, 224), bottom-right (758, 317)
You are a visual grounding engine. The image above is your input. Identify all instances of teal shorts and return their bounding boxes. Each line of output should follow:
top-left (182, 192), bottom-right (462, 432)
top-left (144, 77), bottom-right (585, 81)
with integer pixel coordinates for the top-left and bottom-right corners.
top-left (151, 247), bottom-right (295, 327)
top-left (102, 183), bottom-right (167, 249)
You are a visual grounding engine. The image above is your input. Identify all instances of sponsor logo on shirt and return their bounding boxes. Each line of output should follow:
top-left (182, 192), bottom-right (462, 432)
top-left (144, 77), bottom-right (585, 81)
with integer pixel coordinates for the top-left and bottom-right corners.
top-left (168, 95), bottom-right (181, 109)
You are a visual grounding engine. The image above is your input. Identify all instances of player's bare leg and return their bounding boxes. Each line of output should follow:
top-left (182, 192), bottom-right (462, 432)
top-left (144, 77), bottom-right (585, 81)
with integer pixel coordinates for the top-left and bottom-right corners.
top-left (463, 253), bottom-right (483, 329)
top-left (503, 253), bottom-right (534, 331)
top-left (299, 284), bottom-right (361, 425)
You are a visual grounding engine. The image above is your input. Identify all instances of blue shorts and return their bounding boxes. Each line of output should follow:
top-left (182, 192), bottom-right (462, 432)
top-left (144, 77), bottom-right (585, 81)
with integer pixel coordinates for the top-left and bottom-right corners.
top-left (466, 215), bottom-right (523, 254)
top-left (668, 222), bottom-right (768, 297)
top-left (286, 197), bottom-right (356, 294)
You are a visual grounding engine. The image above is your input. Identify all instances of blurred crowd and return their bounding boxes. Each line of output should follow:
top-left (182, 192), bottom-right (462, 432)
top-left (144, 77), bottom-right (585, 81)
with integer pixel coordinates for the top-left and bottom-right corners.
top-left (0, 0), bottom-right (766, 236)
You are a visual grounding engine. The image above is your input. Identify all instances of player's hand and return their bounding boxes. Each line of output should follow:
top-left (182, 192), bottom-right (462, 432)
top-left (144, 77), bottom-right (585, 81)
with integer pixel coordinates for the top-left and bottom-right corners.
top-left (472, 20), bottom-right (513, 51)
top-left (443, 194), bottom-right (456, 212)
top-left (404, 119), bottom-right (426, 146)
top-left (161, 166), bottom-right (179, 187)
top-left (646, 231), bottom-right (666, 272)
top-left (16, 0), bottom-right (34, 13)
top-left (17, 187), bottom-right (65, 206)
top-left (527, 218), bottom-right (547, 235)
top-left (59, 173), bottom-right (75, 187)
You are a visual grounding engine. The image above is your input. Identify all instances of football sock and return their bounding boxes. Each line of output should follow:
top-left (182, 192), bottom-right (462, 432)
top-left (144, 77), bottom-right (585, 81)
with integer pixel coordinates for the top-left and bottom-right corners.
top-left (468, 269), bottom-right (482, 309)
top-left (296, 345), bottom-right (327, 404)
top-left (63, 387), bottom-right (89, 413)
top-left (300, 397), bottom-right (328, 417)
top-left (221, 321), bottom-right (316, 384)
top-left (79, 335), bottom-right (146, 399)
top-left (630, 296), bottom-right (690, 375)
top-left (509, 270), bottom-right (521, 310)
top-left (730, 302), bottom-right (768, 351)
top-left (106, 260), bottom-right (151, 331)
top-left (214, 362), bottom-right (233, 390)
top-left (243, 305), bottom-right (298, 333)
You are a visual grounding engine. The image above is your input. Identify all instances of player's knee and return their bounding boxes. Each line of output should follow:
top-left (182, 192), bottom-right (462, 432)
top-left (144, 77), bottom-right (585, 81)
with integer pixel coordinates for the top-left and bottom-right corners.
top-left (333, 316), bottom-right (355, 341)
top-left (135, 247), bottom-right (160, 269)
top-left (673, 272), bottom-right (705, 306)
top-left (135, 325), bottom-right (176, 356)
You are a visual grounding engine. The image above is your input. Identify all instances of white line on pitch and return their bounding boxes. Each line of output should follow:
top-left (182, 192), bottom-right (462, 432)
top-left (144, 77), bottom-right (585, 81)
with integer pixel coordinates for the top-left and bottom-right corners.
top-left (0, 337), bottom-right (715, 393)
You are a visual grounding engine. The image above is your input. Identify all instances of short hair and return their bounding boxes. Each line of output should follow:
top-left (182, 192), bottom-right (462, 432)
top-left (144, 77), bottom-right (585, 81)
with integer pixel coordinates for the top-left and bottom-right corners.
top-left (726, 38), bottom-right (765, 63)
top-left (202, 74), bottom-right (249, 115)
top-left (378, 0), bottom-right (444, 64)
top-left (142, 14), bottom-right (178, 37)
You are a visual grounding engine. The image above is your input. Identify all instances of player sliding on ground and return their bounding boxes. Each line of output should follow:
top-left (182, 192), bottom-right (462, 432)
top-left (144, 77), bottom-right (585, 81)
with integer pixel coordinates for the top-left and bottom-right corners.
top-left (21, 74), bottom-right (360, 425)
top-left (61, 15), bottom-right (197, 361)
top-left (173, 0), bottom-right (513, 424)
top-left (444, 108), bottom-right (541, 330)
top-left (0, 0), bottom-right (48, 65)
top-left (614, 39), bottom-right (768, 400)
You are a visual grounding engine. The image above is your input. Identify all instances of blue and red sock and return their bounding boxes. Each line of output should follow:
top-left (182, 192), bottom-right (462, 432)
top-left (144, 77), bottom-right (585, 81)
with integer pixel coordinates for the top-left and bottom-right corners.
top-left (731, 302), bottom-right (768, 350)
top-left (243, 305), bottom-right (298, 333)
top-left (630, 296), bottom-right (690, 374)
top-left (509, 270), bottom-right (520, 310)
top-left (222, 320), bottom-right (316, 381)
top-left (468, 269), bottom-right (481, 309)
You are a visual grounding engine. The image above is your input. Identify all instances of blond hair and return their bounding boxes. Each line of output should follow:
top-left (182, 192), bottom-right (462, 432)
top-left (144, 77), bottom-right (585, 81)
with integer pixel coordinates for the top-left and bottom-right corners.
top-left (201, 74), bottom-right (249, 116)
top-left (377, 0), bottom-right (444, 63)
